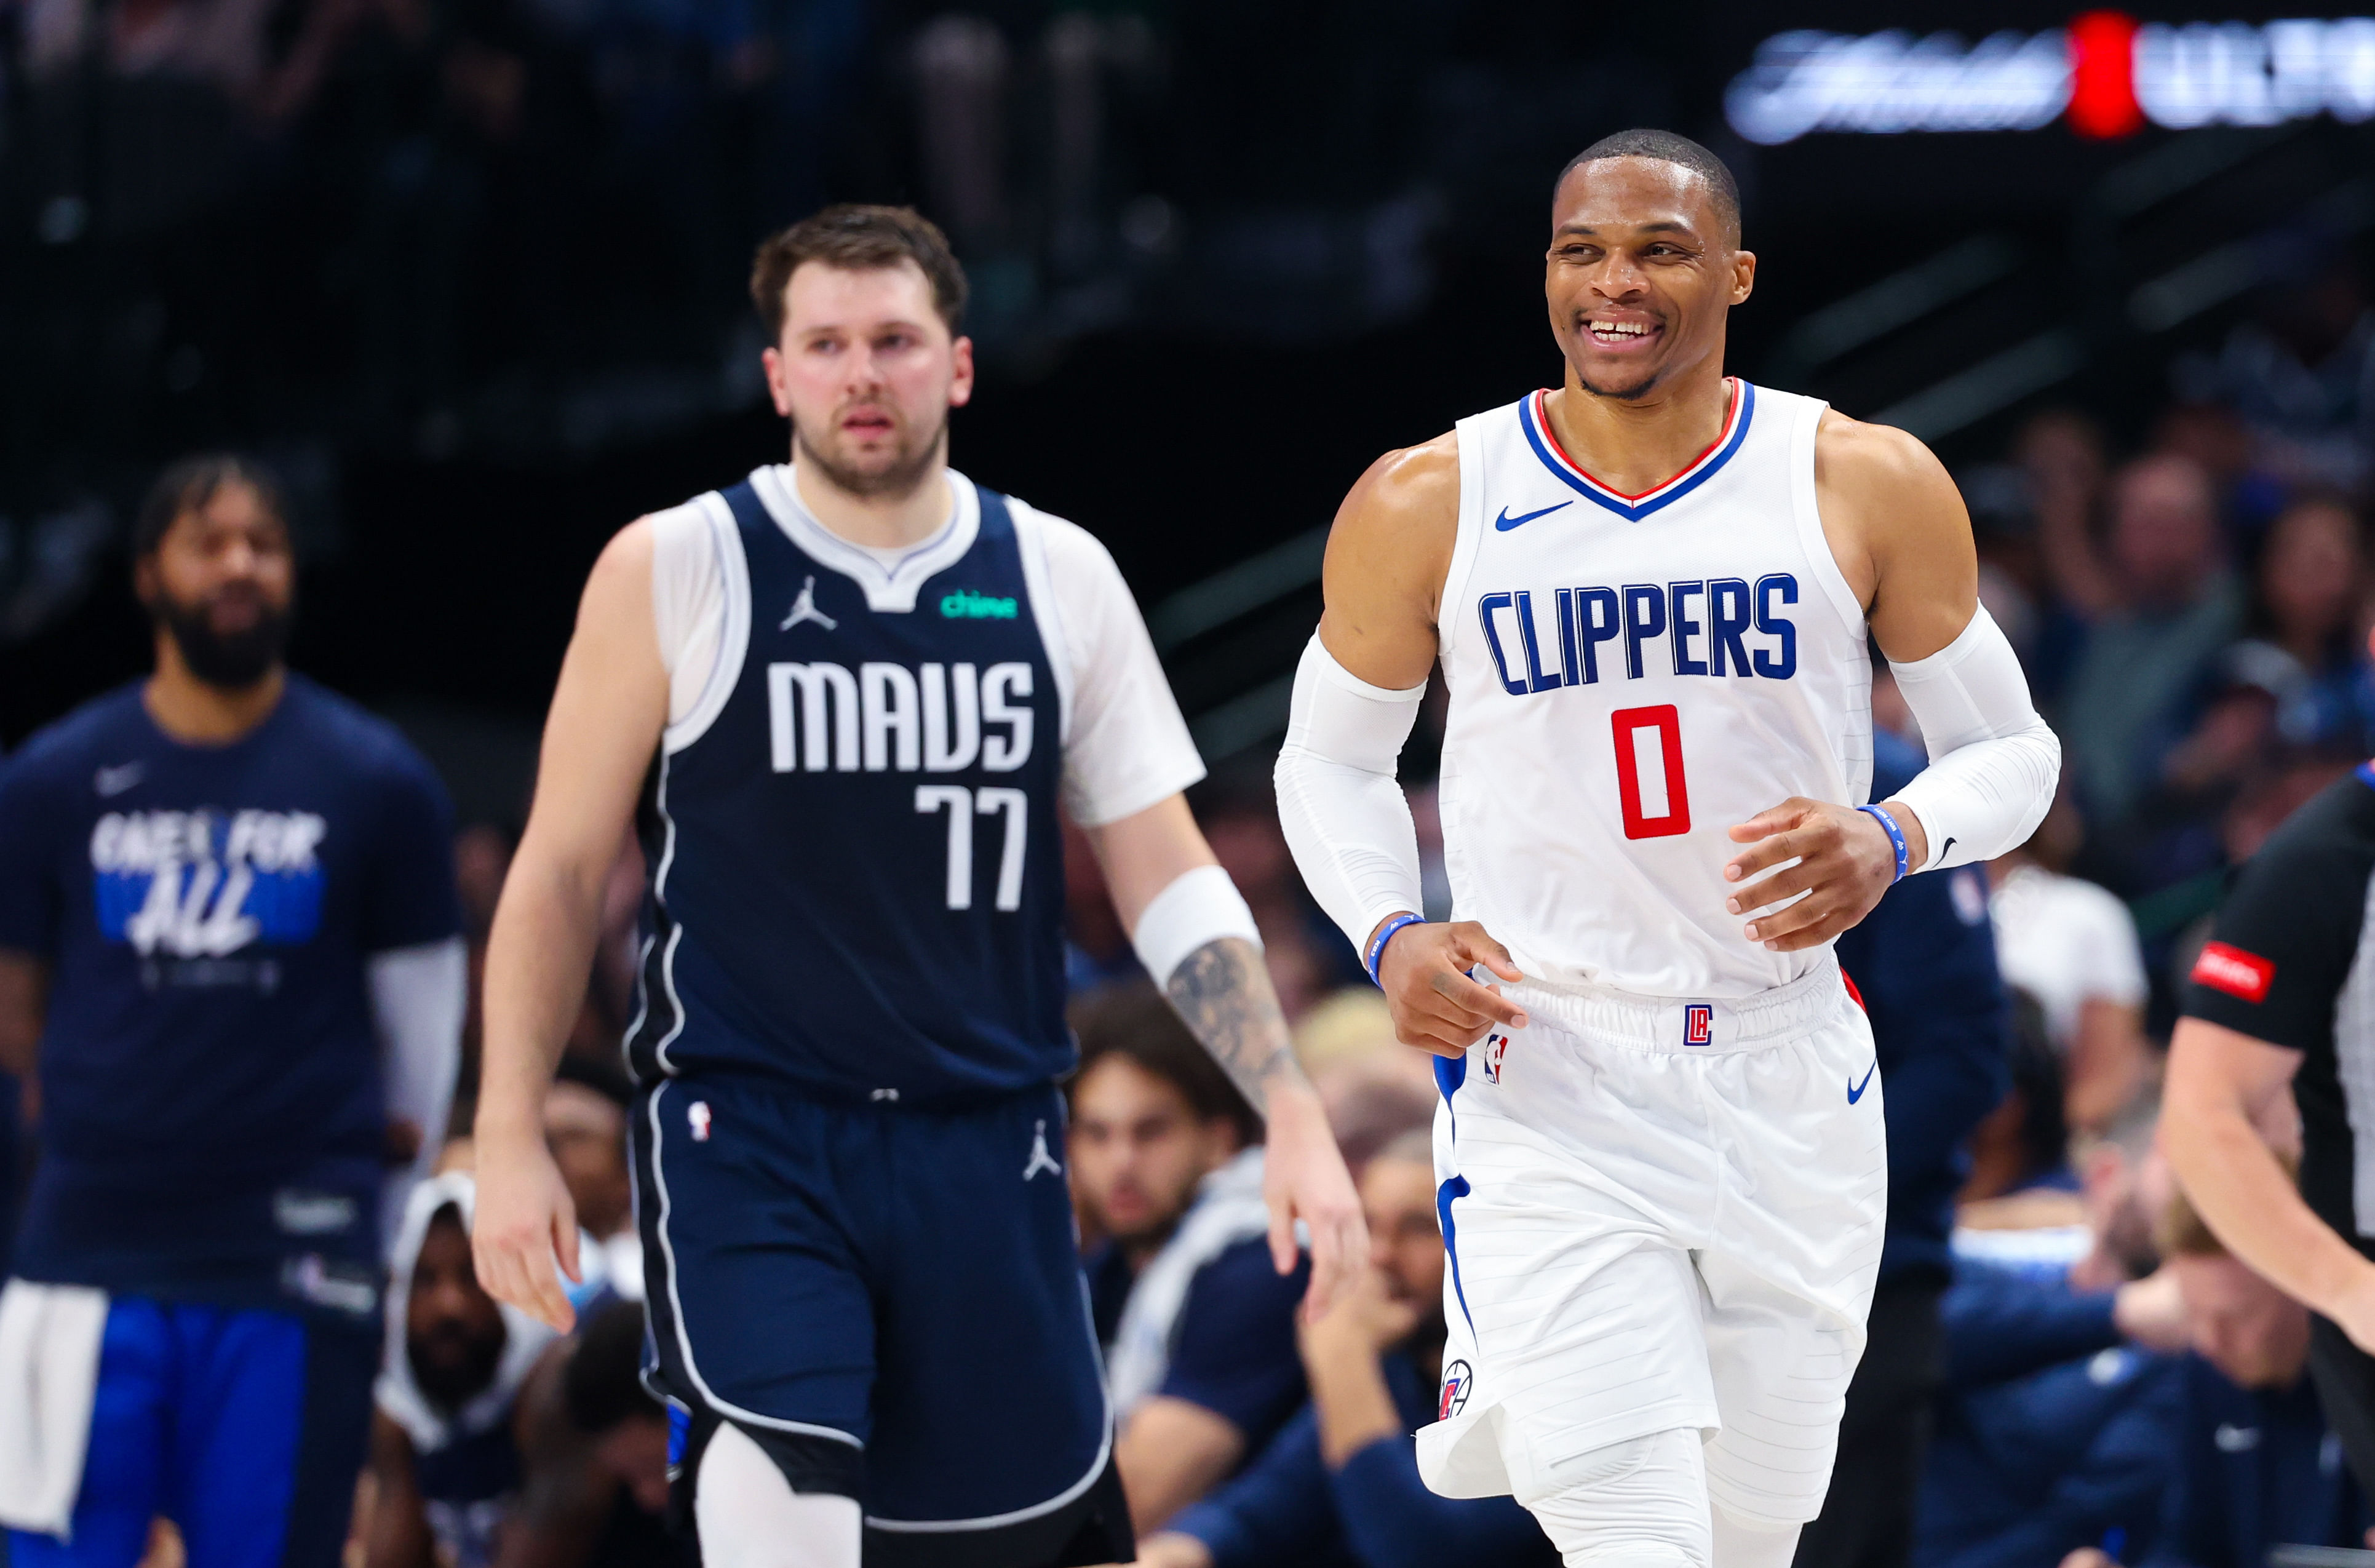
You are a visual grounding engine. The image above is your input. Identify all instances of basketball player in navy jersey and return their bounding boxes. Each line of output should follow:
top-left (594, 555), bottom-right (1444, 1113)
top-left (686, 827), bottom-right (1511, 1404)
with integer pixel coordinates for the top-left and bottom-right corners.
top-left (1276, 131), bottom-right (2061, 1567)
top-left (470, 207), bottom-right (1364, 1567)
top-left (0, 456), bottom-right (467, 1564)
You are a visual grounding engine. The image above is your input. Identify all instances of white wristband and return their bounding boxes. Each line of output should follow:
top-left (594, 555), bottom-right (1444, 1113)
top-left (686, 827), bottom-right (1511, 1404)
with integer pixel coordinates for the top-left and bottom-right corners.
top-left (1131, 865), bottom-right (1263, 989)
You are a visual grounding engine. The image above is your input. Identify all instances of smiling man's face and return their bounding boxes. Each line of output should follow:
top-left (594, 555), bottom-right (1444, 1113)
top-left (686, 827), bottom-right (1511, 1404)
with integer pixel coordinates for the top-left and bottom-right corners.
top-left (1544, 156), bottom-right (1754, 403)
top-left (763, 258), bottom-right (974, 499)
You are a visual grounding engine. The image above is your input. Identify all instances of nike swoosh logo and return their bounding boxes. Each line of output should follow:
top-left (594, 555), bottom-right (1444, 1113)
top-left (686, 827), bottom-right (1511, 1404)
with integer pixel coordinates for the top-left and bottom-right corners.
top-left (1494, 500), bottom-right (1574, 532)
top-left (93, 763), bottom-right (144, 797)
top-left (1847, 1062), bottom-right (1877, 1104)
top-left (1941, 837), bottom-right (1957, 859)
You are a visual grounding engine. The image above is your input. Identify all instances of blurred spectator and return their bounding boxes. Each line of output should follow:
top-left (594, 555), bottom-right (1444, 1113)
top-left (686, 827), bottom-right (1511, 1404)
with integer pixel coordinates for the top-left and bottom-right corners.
top-left (507, 1296), bottom-right (691, 1565)
top-left (1137, 1132), bottom-right (1557, 1568)
top-left (544, 1061), bottom-right (639, 1302)
top-left (2232, 493), bottom-right (2370, 752)
top-left (2058, 454), bottom-right (2244, 824)
top-left (1067, 981), bottom-right (1305, 1531)
top-left (1797, 727), bottom-right (2009, 1568)
top-left (1960, 990), bottom-right (2073, 1204)
top-left (2175, 226), bottom-right (2375, 494)
top-left (1989, 795), bottom-right (2152, 1133)
top-left (366, 1174), bottom-right (557, 1568)
top-left (1291, 990), bottom-right (1434, 1178)
top-left (2060, 1180), bottom-right (2372, 1568)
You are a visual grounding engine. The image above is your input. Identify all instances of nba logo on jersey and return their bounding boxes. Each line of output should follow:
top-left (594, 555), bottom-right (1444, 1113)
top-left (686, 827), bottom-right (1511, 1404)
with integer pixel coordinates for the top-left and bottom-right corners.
top-left (1683, 1005), bottom-right (1714, 1047)
top-left (1481, 1030), bottom-right (1510, 1084)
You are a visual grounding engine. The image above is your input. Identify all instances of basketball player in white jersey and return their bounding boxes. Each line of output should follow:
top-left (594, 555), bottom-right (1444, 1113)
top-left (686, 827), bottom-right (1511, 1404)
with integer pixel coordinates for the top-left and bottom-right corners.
top-left (1275, 130), bottom-right (2061, 1568)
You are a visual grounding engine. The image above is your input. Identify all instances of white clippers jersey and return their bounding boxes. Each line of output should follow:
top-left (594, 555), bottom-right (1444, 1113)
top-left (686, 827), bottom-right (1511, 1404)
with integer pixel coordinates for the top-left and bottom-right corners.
top-left (1437, 381), bottom-right (1872, 999)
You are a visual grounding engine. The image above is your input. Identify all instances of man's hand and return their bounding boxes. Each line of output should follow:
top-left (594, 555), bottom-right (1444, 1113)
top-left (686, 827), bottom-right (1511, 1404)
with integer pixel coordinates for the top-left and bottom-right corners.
top-left (1298, 1264), bottom-right (1420, 1370)
top-left (1120, 1536), bottom-right (1214, 1568)
top-left (471, 1124), bottom-right (582, 1332)
top-left (2112, 1269), bottom-right (2190, 1355)
top-left (2058, 1551), bottom-right (2117, 1568)
top-left (1264, 1083), bottom-right (1367, 1315)
top-left (1372, 918), bottom-right (1526, 1057)
top-left (1724, 798), bottom-right (1924, 952)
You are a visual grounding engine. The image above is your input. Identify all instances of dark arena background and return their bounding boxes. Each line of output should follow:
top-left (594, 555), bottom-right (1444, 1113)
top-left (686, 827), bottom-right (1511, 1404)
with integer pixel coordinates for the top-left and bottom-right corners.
top-left (7, 0), bottom-right (2375, 1563)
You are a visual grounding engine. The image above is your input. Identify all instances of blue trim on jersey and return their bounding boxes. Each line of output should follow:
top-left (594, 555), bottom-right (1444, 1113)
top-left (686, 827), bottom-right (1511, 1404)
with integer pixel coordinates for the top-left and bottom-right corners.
top-left (1519, 381), bottom-right (1757, 522)
top-left (1431, 1054), bottom-right (1474, 1332)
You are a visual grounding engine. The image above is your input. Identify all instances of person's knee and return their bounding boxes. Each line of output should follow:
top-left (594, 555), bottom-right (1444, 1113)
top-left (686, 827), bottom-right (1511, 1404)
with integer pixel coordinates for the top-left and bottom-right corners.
top-left (1709, 1502), bottom-right (1802, 1568)
top-left (1517, 1427), bottom-right (1711, 1568)
top-left (693, 1422), bottom-right (864, 1568)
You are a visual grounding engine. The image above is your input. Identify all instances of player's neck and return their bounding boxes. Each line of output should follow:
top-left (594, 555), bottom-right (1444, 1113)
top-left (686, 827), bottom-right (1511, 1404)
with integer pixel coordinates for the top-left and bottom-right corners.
top-left (145, 642), bottom-right (285, 745)
top-left (791, 453), bottom-right (955, 552)
top-left (1543, 358), bottom-right (1735, 497)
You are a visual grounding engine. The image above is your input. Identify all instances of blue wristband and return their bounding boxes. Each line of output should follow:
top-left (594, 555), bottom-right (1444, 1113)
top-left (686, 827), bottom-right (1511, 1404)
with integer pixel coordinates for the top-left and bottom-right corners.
top-left (1858, 804), bottom-right (1909, 883)
top-left (1365, 913), bottom-right (1425, 987)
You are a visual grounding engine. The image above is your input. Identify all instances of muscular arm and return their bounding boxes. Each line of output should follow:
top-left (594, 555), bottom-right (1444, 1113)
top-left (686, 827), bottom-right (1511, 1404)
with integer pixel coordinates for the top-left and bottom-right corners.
top-left (2163, 1017), bottom-right (2375, 1347)
top-left (1283, 436), bottom-right (1527, 1055)
top-left (496, 1346), bottom-right (617, 1568)
top-left (0, 950), bottom-right (44, 1080)
top-left (1086, 796), bottom-right (1365, 1307)
top-left (1725, 416), bottom-right (2056, 949)
top-left (362, 1412), bottom-right (437, 1568)
top-left (474, 522), bottom-right (669, 1329)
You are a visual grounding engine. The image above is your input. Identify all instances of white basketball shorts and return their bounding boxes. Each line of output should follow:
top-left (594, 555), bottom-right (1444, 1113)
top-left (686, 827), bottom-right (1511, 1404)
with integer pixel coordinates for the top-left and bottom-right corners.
top-left (1418, 955), bottom-right (1887, 1526)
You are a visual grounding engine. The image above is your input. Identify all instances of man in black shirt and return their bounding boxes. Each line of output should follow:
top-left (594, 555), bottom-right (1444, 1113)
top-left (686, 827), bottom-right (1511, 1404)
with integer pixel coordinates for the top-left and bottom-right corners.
top-left (2165, 758), bottom-right (2375, 1493)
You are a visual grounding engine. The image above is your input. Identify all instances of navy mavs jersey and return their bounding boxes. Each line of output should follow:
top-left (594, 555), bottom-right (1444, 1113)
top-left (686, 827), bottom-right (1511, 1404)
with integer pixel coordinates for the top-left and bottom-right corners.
top-left (627, 479), bottom-right (1070, 1102)
top-left (0, 677), bottom-right (460, 1302)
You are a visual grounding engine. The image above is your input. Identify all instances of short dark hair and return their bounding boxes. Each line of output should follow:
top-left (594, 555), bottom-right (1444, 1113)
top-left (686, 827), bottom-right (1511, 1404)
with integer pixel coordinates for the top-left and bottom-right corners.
top-left (1069, 979), bottom-right (1262, 1148)
top-left (563, 1299), bottom-right (663, 1433)
top-left (749, 204), bottom-right (968, 340)
top-left (1556, 129), bottom-right (1741, 245)
top-left (133, 453), bottom-right (287, 560)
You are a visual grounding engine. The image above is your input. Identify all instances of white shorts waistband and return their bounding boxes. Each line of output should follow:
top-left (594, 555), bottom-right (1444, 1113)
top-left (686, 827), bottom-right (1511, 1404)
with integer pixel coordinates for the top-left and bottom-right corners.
top-left (1506, 955), bottom-right (1851, 1054)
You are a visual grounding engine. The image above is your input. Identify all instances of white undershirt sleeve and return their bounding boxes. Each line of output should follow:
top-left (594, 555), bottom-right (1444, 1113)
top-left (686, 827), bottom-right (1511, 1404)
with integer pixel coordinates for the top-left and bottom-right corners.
top-left (648, 501), bottom-right (724, 730)
top-left (369, 936), bottom-right (467, 1250)
top-left (1274, 635), bottom-right (1427, 955)
top-left (1886, 605), bottom-right (2063, 872)
top-left (1022, 506), bottom-right (1207, 826)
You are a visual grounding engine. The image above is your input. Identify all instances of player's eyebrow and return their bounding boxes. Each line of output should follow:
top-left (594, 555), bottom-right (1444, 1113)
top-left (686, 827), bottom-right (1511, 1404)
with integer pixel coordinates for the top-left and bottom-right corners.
top-left (1554, 220), bottom-right (1697, 239)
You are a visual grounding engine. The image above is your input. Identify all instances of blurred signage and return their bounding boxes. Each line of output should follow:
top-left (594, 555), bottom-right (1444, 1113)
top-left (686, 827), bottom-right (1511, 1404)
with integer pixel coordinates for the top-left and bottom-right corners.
top-left (1726, 10), bottom-right (2375, 143)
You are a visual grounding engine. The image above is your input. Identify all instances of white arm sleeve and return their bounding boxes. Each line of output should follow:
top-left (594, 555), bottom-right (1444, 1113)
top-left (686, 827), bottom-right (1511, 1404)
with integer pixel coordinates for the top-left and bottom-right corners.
top-left (1886, 606), bottom-right (2063, 872)
top-left (369, 936), bottom-right (467, 1249)
top-left (1274, 635), bottom-right (1428, 955)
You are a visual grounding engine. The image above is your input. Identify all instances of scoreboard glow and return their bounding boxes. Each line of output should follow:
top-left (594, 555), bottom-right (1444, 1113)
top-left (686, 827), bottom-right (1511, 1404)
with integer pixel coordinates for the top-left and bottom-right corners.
top-left (1725, 11), bottom-right (2375, 143)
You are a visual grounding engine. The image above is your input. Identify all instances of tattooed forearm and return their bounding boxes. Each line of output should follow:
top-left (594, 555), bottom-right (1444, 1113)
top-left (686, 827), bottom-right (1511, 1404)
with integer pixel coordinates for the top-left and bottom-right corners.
top-left (1164, 936), bottom-right (1305, 1115)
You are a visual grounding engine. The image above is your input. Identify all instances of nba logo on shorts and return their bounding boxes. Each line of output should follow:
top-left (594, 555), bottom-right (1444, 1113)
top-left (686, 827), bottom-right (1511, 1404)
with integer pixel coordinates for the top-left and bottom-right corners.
top-left (1683, 1004), bottom-right (1714, 1047)
top-left (1481, 1030), bottom-right (1509, 1083)
top-left (1439, 1359), bottom-right (1474, 1420)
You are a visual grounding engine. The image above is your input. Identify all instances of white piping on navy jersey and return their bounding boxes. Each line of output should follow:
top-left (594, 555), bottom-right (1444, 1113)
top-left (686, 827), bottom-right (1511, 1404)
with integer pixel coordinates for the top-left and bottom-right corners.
top-left (645, 1080), bottom-right (866, 1449)
top-left (1007, 501), bottom-right (1076, 748)
top-left (664, 491), bottom-right (754, 757)
top-left (749, 465), bottom-right (982, 615)
top-left (648, 755), bottom-right (688, 1075)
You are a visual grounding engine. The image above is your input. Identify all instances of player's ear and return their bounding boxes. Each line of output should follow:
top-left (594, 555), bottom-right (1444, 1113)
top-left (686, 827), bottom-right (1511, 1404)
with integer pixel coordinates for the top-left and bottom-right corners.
top-left (1730, 249), bottom-right (1756, 307)
top-left (949, 334), bottom-right (976, 408)
top-left (760, 344), bottom-right (795, 420)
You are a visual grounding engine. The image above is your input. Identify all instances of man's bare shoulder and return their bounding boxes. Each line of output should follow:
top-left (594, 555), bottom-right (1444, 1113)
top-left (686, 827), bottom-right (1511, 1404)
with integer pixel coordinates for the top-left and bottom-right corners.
top-left (1329, 431), bottom-right (1460, 562)
top-left (1813, 409), bottom-right (1959, 514)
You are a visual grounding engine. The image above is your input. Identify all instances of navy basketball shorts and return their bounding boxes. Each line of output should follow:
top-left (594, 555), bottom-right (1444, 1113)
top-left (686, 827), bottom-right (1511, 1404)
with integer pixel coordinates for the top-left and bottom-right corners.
top-left (631, 1075), bottom-right (1120, 1554)
top-left (7, 1297), bottom-right (376, 1568)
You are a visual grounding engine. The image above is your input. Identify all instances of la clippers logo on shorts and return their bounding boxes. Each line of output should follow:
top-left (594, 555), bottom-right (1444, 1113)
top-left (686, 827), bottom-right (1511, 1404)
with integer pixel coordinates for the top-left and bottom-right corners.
top-left (1684, 1003), bottom-right (1714, 1046)
top-left (2192, 941), bottom-right (2275, 1004)
top-left (1481, 1030), bottom-right (1510, 1083)
top-left (1440, 1359), bottom-right (1473, 1419)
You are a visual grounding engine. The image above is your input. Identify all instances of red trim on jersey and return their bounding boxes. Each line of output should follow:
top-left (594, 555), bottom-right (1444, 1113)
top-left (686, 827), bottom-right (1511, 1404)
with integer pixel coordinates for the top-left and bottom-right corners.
top-left (2192, 941), bottom-right (2276, 1005)
top-left (1530, 380), bottom-right (1743, 503)
top-left (1841, 970), bottom-right (1866, 1012)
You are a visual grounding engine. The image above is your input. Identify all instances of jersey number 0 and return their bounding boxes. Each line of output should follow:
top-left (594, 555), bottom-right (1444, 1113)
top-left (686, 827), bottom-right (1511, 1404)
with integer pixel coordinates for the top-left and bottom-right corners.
top-left (1612, 706), bottom-right (1691, 839)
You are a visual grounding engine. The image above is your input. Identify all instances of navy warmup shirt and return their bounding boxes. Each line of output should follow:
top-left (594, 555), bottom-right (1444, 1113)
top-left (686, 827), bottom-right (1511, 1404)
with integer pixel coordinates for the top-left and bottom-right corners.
top-left (0, 677), bottom-right (460, 1305)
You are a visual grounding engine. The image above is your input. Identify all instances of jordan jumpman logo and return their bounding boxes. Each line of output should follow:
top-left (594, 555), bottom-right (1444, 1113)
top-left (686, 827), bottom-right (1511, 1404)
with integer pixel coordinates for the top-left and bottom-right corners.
top-left (781, 575), bottom-right (838, 632)
top-left (1022, 1119), bottom-right (1063, 1180)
